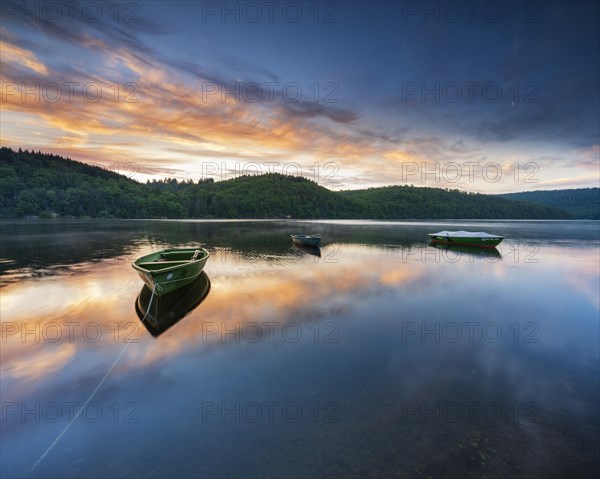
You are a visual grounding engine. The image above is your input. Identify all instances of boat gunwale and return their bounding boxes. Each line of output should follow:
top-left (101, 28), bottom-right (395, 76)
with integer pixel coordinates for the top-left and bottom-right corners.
top-left (132, 248), bottom-right (210, 275)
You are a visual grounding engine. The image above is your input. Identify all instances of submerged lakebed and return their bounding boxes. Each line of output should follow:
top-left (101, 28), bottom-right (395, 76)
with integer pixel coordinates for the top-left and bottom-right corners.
top-left (1, 219), bottom-right (599, 478)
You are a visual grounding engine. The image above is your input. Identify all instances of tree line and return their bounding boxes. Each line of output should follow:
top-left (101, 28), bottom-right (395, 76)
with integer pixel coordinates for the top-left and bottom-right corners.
top-left (499, 189), bottom-right (599, 219)
top-left (0, 147), bottom-right (582, 219)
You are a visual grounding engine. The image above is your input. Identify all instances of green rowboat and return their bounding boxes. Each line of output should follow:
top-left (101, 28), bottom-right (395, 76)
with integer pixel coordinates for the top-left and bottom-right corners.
top-left (428, 231), bottom-right (504, 248)
top-left (132, 248), bottom-right (210, 297)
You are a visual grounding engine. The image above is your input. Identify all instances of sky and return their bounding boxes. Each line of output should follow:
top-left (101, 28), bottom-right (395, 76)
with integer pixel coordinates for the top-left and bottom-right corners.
top-left (1, 0), bottom-right (599, 192)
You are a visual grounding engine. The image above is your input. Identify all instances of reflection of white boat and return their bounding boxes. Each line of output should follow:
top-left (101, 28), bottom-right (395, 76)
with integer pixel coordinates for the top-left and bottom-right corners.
top-left (428, 231), bottom-right (503, 248)
top-left (291, 234), bottom-right (321, 247)
top-left (430, 242), bottom-right (502, 259)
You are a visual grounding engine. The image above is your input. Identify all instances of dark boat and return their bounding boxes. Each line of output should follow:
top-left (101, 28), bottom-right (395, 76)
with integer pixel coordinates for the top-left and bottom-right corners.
top-left (135, 272), bottom-right (211, 337)
top-left (291, 234), bottom-right (321, 247)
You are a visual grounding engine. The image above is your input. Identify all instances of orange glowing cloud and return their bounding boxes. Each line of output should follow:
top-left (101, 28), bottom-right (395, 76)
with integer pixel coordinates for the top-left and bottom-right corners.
top-left (0, 40), bottom-right (49, 75)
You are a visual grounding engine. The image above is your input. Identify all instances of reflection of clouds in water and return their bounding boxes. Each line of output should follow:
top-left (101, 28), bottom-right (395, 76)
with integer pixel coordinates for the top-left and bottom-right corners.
top-left (343, 246), bottom-right (600, 439)
top-left (135, 246), bottom-right (427, 367)
top-left (2, 265), bottom-right (141, 323)
top-left (1, 226), bottom-right (599, 478)
top-left (2, 241), bottom-right (598, 416)
top-left (2, 343), bottom-right (76, 381)
top-left (1, 245), bottom-right (426, 400)
top-left (563, 249), bottom-right (600, 310)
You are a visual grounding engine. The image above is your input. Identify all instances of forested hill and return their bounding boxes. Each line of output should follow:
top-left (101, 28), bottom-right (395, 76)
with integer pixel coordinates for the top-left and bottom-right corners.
top-left (0, 147), bottom-right (574, 219)
top-left (0, 147), bottom-right (360, 219)
top-left (499, 188), bottom-right (600, 219)
top-left (341, 186), bottom-right (572, 220)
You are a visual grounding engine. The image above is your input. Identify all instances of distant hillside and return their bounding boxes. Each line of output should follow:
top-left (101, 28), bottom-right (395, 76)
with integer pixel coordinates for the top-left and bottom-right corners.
top-left (200, 173), bottom-right (363, 218)
top-left (0, 147), bottom-right (361, 219)
top-left (341, 185), bottom-right (571, 220)
top-left (0, 147), bottom-right (574, 219)
top-left (499, 188), bottom-right (599, 219)
top-left (0, 147), bottom-right (183, 218)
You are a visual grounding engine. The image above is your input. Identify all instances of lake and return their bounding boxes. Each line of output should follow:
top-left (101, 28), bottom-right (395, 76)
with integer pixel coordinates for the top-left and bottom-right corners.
top-left (1, 219), bottom-right (599, 478)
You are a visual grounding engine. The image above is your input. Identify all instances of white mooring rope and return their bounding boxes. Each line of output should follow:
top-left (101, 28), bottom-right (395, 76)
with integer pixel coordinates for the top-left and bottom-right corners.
top-left (140, 281), bottom-right (158, 323)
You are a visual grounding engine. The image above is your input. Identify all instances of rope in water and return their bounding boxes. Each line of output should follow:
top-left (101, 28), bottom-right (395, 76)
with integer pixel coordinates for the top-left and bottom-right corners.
top-left (140, 281), bottom-right (158, 323)
top-left (32, 266), bottom-right (205, 470)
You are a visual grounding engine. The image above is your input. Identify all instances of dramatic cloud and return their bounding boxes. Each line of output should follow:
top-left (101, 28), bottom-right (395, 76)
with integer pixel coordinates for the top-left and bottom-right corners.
top-left (1, 1), bottom-right (598, 192)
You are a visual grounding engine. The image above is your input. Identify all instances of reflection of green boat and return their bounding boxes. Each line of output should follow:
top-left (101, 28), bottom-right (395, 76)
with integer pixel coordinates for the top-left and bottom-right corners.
top-left (430, 242), bottom-right (502, 259)
top-left (132, 248), bottom-right (209, 297)
top-left (428, 231), bottom-right (503, 248)
top-left (135, 272), bottom-right (211, 337)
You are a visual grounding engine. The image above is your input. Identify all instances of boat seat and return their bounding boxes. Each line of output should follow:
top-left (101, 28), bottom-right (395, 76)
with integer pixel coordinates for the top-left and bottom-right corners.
top-left (138, 260), bottom-right (191, 267)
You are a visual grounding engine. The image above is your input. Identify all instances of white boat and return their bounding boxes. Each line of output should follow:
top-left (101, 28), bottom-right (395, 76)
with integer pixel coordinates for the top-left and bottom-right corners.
top-left (428, 231), bottom-right (504, 248)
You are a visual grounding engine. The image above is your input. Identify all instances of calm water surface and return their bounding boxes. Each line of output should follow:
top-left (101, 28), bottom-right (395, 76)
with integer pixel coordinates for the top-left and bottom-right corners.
top-left (1, 220), bottom-right (599, 478)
